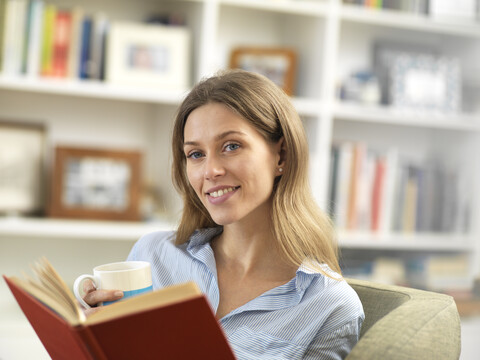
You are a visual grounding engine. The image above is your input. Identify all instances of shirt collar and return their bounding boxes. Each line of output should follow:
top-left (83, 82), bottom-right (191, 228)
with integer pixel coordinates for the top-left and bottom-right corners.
top-left (185, 227), bottom-right (340, 310)
top-left (187, 227), bottom-right (223, 251)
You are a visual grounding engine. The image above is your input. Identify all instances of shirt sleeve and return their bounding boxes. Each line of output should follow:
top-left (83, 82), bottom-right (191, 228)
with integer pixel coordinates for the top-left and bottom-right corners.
top-left (303, 317), bottom-right (363, 360)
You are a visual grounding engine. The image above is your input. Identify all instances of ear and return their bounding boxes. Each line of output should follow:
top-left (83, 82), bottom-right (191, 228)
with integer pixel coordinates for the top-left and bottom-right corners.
top-left (274, 137), bottom-right (286, 175)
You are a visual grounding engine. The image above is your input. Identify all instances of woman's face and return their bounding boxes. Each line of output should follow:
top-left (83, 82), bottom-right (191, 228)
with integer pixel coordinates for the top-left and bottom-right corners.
top-left (183, 102), bottom-right (282, 227)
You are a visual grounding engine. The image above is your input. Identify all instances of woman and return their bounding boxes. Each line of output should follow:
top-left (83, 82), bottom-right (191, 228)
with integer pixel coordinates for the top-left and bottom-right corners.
top-left (84, 70), bottom-right (364, 359)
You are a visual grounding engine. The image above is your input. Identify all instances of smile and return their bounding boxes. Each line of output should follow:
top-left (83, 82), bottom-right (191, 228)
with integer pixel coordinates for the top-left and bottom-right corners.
top-left (207, 186), bottom-right (240, 198)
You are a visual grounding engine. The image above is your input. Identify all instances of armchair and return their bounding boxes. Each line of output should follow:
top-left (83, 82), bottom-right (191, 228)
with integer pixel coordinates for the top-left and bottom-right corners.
top-left (346, 278), bottom-right (461, 360)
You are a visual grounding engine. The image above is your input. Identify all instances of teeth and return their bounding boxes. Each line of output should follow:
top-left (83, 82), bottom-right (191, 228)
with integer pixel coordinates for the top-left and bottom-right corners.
top-left (210, 187), bottom-right (235, 198)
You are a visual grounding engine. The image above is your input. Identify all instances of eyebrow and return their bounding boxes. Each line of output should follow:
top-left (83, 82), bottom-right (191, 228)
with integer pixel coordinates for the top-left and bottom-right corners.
top-left (183, 130), bottom-right (247, 147)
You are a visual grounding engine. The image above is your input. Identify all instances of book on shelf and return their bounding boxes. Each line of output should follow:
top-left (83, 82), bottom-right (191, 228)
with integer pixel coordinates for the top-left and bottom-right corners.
top-left (79, 15), bottom-right (92, 79)
top-left (329, 141), bottom-right (470, 234)
top-left (344, 0), bottom-right (428, 14)
top-left (51, 10), bottom-right (72, 77)
top-left (24, 0), bottom-right (44, 77)
top-left (40, 3), bottom-right (55, 76)
top-left (3, 258), bottom-right (236, 360)
top-left (85, 12), bottom-right (108, 80)
top-left (1, 0), bottom-right (28, 75)
top-left (67, 6), bottom-right (84, 79)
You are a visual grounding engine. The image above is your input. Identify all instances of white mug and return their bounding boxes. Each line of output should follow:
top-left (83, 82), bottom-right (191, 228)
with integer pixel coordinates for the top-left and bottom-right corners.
top-left (73, 261), bottom-right (152, 308)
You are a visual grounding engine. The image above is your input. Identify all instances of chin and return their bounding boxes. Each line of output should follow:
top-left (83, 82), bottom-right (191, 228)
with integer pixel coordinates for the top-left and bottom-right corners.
top-left (209, 213), bottom-right (238, 226)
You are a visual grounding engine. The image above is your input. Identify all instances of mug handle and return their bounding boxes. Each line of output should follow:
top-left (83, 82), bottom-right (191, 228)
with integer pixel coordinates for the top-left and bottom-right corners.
top-left (73, 274), bottom-right (100, 309)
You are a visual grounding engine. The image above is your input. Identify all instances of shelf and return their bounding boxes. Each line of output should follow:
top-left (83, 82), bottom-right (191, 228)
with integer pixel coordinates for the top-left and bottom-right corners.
top-left (0, 74), bottom-right (320, 117)
top-left (333, 102), bottom-right (480, 131)
top-left (340, 4), bottom-right (480, 38)
top-left (338, 231), bottom-right (474, 251)
top-left (0, 75), bottom-right (187, 105)
top-left (219, 0), bottom-right (328, 17)
top-left (0, 217), bottom-right (174, 241)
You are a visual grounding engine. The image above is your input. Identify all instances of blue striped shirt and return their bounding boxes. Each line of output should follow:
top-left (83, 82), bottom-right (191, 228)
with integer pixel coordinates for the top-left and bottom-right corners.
top-left (127, 227), bottom-right (364, 360)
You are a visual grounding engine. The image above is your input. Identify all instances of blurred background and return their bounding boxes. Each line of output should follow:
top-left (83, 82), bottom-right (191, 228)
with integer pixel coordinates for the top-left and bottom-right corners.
top-left (0, 0), bottom-right (479, 358)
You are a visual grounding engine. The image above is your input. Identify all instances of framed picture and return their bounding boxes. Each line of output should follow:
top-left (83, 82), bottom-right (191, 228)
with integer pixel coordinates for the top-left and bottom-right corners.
top-left (49, 147), bottom-right (142, 221)
top-left (229, 47), bottom-right (297, 96)
top-left (106, 22), bottom-right (191, 90)
top-left (372, 41), bottom-right (439, 105)
top-left (0, 121), bottom-right (46, 215)
top-left (390, 53), bottom-right (461, 113)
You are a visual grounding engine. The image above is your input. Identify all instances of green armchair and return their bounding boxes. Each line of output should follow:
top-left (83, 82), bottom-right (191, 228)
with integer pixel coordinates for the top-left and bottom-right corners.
top-left (346, 278), bottom-right (461, 360)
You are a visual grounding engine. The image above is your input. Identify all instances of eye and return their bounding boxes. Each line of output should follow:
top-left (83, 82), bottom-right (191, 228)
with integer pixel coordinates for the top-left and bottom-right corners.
top-left (186, 151), bottom-right (204, 160)
top-left (224, 143), bottom-right (240, 152)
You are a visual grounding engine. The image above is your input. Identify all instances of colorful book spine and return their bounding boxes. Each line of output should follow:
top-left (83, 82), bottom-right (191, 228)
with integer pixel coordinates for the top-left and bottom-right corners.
top-left (79, 16), bottom-right (92, 79)
top-left (25, 0), bottom-right (44, 77)
top-left (40, 3), bottom-right (56, 76)
top-left (370, 156), bottom-right (386, 232)
top-left (67, 6), bottom-right (84, 79)
top-left (51, 10), bottom-right (72, 77)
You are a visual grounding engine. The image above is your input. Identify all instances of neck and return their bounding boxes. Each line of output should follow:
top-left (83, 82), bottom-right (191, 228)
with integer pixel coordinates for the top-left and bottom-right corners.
top-left (212, 222), bottom-right (296, 281)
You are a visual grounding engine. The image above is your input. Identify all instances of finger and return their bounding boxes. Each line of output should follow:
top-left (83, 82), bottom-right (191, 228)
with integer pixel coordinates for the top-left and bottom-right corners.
top-left (84, 289), bottom-right (124, 307)
top-left (82, 279), bottom-right (96, 294)
top-left (84, 307), bottom-right (104, 317)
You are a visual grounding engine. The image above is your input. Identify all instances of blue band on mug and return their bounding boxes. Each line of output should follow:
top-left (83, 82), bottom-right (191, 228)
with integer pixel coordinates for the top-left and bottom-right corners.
top-left (103, 285), bottom-right (153, 306)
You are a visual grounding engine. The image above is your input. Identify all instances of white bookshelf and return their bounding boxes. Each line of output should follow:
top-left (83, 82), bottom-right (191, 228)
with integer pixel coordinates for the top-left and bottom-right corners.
top-left (338, 231), bottom-right (475, 252)
top-left (1, 1), bottom-right (480, 358)
top-left (0, 217), bottom-right (172, 241)
top-left (334, 102), bottom-right (480, 131)
top-left (0, 0), bottom-right (477, 282)
top-left (0, 76), bottom-right (187, 104)
top-left (340, 3), bottom-right (480, 38)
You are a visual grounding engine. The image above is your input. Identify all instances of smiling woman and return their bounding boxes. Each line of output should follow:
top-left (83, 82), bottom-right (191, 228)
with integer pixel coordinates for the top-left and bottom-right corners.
top-left (80, 69), bottom-right (365, 360)
top-left (182, 102), bottom-right (283, 227)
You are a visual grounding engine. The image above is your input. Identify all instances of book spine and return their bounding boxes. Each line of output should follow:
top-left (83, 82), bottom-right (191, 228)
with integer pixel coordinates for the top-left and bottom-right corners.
top-left (328, 145), bottom-right (340, 218)
top-left (334, 142), bottom-right (353, 230)
top-left (2, 0), bottom-right (27, 75)
top-left (40, 3), bottom-right (56, 76)
top-left (79, 16), bottom-right (92, 79)
top-left (403, 165), bottom-right (418, 232)
top-left (86, 12), bottom-right (108, 80)
top-left (67, 6), bottom-right (83, 79)
top-left (371, 157), bottom-right (385, 232)
top-left (0, 0), bottom-right (8, 73)
top-left (20, 0), bottom-right (33, 74)
top-left (51, 10), bottom-right (72, 77)
top-left (25, 0), bottom-right (44, 77)
top-left (379, 148), bottom-right (398, 233)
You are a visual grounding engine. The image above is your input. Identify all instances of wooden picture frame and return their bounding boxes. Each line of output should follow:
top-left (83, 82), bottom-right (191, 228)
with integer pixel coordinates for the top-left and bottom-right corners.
top-left (0, 121), bottom-right (46, 215)
top-left (229, 47), bottom-right (297, 96)
top-left (49, 147), bottom-right (142, 221)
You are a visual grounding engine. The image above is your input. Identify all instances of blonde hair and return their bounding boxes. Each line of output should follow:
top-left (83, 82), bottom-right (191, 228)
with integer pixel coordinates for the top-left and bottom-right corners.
top-left (171, 69), bottom-right (340, 274)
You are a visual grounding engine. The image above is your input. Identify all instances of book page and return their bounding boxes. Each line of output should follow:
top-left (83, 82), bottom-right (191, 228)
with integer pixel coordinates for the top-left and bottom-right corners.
top-left (7, 276), bottom-right (84, 326)
top-left (34, 258), bottom-right (83, 320)
top-left (7, 257), bottom-right (203, 327)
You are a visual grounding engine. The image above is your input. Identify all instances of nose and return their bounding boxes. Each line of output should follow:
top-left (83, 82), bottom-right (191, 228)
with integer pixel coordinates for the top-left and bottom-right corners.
top-left (204, 154), bottom-right (225, 180)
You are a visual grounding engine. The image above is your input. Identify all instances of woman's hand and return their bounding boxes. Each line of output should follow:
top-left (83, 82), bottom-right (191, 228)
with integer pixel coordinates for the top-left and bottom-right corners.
top-left (81, 279), bottom-right (124, 316)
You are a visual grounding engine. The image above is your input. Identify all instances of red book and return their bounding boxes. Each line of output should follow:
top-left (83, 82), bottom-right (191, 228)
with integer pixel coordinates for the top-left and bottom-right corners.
top-left (51, 11), bottom-right (72, 77)
top-left (3, 259), bottom-right (236, 360)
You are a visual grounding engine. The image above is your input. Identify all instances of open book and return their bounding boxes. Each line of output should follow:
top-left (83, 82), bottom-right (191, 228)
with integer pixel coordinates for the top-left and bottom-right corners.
top-left (4, 258), bottom-right (236, 360)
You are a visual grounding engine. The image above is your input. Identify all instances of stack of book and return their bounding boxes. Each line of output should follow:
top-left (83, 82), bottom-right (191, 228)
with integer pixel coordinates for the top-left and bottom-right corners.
top-left (328, 141), bottom-right (471, 234)
top-left (0, 0), bottom-right (108, 80)
top-left (343, 0), bottom-right (429, 14)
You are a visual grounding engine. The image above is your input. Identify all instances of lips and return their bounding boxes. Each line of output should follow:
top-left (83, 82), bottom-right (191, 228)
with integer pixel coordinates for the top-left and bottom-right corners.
top-left (205, 186), bottom-right (240, 204)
